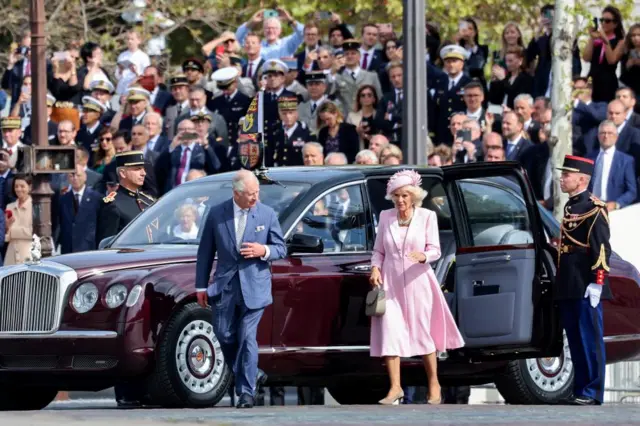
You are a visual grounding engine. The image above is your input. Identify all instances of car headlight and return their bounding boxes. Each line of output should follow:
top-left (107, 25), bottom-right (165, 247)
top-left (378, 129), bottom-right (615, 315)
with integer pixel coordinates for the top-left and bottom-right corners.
top-left (105, 284), bottom-right (128, 309)
top-left (126, 285), bottom-right (143, 307)
top-left (72, 283), bottom-right (99, 314)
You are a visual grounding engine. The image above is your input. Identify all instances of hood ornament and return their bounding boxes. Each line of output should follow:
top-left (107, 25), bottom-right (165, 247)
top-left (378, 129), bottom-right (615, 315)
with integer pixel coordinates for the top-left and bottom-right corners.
top-left (26, 234), bottom-right (42, 264)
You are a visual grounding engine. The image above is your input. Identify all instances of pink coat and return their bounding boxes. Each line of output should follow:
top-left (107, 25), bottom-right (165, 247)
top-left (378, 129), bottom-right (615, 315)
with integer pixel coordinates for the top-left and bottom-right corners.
top-left (370, 207), bottom-right (465, 357)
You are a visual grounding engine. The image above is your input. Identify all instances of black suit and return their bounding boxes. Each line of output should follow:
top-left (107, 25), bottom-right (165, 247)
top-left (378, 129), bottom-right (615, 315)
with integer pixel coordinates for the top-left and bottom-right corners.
top-left (526, 35), bottom-right (582, 98)
top-left (488, 73), bottom-right (535, 109)
top-left (627, 112), bottom-right (640, 130)
top-left (360, 49), bottom-right (383, 73)
top-left (242, 59), bottom-right (265, 92)
top-left (317, 123), bottom-right (359, 163)
top-left (522, 143), bottom-right (551, 201)
top-left (152, 89), bottom-right (173, 115)
top-left (21, 120), bottom-right (57, 146)
top-left (375, 91), bottom-right (403, 145)
top-left (429, 74), bottom-right (472, 145)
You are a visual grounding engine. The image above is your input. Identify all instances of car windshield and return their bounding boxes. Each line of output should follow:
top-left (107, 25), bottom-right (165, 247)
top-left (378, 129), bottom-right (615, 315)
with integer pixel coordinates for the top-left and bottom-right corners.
top-left (110, 179), bottom-right (311, 247)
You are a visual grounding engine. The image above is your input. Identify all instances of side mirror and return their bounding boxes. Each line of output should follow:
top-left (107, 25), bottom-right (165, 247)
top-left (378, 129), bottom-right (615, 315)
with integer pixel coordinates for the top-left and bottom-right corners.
top-left (288, 233), bottom-right (323, 254)
top-left (98, 236), bottom-right (115, 250)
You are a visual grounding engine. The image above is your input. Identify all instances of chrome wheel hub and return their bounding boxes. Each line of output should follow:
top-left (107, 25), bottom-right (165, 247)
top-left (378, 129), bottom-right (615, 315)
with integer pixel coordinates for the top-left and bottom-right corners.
top-left (175, 320), bottom-right (225, 394)
top-left (525, 333), bottom-right (573, 393)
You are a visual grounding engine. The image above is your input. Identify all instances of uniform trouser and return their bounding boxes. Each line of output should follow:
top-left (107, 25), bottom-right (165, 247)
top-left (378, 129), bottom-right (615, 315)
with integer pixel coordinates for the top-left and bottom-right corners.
top-left (559, 298), bottom-right (606, 402)
top-left (210, 273), bottom-right (264, 397)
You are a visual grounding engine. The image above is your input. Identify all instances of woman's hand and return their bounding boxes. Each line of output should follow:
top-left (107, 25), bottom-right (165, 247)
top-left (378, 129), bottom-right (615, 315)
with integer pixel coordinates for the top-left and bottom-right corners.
top-left (369, 267), bottom-right (382, 287)
top-left (407, 252), bottom-right (427, 263)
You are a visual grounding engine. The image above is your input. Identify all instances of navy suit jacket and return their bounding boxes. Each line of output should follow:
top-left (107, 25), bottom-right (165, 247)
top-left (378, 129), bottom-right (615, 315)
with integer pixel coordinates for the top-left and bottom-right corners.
top-left (153, 90), bottom-right (172, 115)
top-left (573, 101), bottom-right (607, 146)
top-left (195, 199), bottom-right (287, 310)
top-left (167, 144), bottom-right (221, 193)
top-left (58, 187), bottom-right (101, 254)
top-left (504, 137), bottom-right (534, 163)
top-left (587, 149), bottom-right (637, 208)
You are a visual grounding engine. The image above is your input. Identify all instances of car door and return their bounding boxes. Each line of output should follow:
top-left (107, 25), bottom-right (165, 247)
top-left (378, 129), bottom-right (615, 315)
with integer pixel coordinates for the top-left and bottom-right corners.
top-left (442, 162), bottom-right (561, 360)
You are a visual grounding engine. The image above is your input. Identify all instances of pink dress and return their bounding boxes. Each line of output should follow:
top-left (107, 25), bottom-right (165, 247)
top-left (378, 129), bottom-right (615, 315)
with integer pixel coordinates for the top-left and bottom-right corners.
top-left (370, 207), bottom-right (465, 357)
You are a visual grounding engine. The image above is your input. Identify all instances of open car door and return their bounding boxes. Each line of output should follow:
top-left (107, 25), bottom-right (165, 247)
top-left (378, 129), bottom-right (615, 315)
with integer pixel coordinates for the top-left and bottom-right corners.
top-left (442, 162), bottom-right (562, 361)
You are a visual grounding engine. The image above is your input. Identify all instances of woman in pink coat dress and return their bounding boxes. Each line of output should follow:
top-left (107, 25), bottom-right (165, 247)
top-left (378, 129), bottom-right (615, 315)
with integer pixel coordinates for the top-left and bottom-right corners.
top-left (369, 170), bottom-right (464, 405)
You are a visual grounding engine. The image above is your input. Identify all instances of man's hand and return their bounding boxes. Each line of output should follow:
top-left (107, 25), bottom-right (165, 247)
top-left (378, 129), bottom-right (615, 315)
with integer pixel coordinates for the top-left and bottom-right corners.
top-left (197, 291), bottom-right (208, 308)
top-left (606, 201), bottom-right (618, 211)
top-left (250, 9), bottom-right (264, 26)
top-left (584, 283), bottom-right (602, 308)
top-left (462, 141), bottom-right (476, 157)
top-left (276, 7), bottom-right (294, 24)
top-left (240, 242), bottom-right (267, 259)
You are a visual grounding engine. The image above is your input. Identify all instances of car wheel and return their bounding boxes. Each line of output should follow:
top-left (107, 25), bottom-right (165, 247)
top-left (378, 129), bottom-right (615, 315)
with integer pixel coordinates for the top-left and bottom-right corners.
top-left (146, 302), bottom-right (232, 408)
top-left (327, 385), bottom-right (387, 404)
top-left (0, 387), bottom-right (57, 410)
top-left (495, 332), bottom-right (574, 404)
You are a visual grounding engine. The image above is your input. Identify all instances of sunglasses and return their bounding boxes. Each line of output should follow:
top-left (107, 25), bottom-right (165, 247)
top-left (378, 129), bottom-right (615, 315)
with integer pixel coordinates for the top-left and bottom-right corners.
top-left (600, 17), bottom-right (615, 24)
top-left (99, 137), bottom-right (112, 142)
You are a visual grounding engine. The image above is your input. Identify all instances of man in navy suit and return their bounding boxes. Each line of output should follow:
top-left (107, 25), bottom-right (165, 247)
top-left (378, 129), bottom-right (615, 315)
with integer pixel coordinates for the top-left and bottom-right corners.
top-left (572, 77), bottom-right (607, 147)
top-left (502, 110), bottom-right (533, 162)
top-left (196, 170), bottom-right (286, 409)
top-left (58, 167), bottom-right (101, 254)
top-left (587, 120), bottom-right (637, 211)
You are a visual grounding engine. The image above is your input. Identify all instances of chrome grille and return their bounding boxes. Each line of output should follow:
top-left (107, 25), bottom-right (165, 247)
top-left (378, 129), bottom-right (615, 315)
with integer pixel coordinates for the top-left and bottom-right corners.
top-left (0, 271), bottom-right (59, 333)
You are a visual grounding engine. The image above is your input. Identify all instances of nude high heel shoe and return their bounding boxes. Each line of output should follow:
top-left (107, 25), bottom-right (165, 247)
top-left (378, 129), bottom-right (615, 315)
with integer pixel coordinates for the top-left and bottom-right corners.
top-left (378, 390), bottom-right (404, 405)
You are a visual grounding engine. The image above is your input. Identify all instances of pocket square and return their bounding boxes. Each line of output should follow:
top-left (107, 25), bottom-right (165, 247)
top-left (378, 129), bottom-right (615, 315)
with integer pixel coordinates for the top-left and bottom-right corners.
top-left (255, 225), bottom-right (265, 232)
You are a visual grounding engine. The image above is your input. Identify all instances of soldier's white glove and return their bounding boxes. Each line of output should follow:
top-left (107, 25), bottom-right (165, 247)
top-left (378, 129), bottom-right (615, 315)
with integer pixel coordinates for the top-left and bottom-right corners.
top-left (584, 283), bottom-right (602, 308)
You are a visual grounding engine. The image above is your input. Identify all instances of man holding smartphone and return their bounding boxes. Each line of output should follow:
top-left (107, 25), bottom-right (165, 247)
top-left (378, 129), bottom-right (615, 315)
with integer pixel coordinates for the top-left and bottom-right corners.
top-left (234, 8), bottom-right (305, 60)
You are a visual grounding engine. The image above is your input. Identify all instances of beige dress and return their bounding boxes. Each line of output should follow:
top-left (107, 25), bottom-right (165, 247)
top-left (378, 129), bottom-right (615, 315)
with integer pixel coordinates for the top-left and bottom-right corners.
top-left (5, 197), bottom-right (33, 265)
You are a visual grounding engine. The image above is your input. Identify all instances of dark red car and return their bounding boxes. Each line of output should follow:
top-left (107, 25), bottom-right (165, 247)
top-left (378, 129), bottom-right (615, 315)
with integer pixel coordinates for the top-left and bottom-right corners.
top-left (0, 163), bottom-right (638, 410)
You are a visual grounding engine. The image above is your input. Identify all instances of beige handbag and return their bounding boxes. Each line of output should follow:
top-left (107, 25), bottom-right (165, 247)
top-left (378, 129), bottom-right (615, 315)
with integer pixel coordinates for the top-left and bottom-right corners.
top-left (365, 287), bottom-right (386, 317)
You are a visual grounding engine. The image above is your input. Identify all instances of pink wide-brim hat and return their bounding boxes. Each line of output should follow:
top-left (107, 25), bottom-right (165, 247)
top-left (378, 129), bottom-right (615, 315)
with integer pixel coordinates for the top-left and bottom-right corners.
top-left (386, 169), bottom-right (422, 196)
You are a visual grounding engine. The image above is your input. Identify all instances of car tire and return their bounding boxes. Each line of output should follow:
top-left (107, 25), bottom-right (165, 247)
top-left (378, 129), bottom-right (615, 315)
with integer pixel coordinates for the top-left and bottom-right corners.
top-left (495, 332), bottom-right (574, 404)
top-left (0, 387), bottom-right (57, 410)
top-left (327, 385), bottom-right (387, 405)
top-left (146, 302), bottom-right (232, 408)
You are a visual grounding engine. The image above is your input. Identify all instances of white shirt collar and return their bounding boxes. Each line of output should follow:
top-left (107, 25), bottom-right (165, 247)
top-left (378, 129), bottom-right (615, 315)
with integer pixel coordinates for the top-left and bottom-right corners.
top-left (508, 135), bottom-right (522, 145)
top-left (183, 142), bottom-right (197, 151)
top-left (87, 121), bottom-right (101, 134)
top-left (466, 107), bottom-right (482, 118)
top-left (73, 185), bottom-right (86, 199)
top-left (233, 199), bottom-right (249, 214)
top-left (626, 109), bottom-right (633, 121)
top-left (617, 121), bottom-right (626, 134)
top-left (346, 66), bottom-right (361, 75)
top-left (448, 73), bottom-right (463, 87)
top-left (226, 89), bottom-right (238, 100)
top-left (524, 118), bottom-right (532, 130)
top-left (600, 145), bottom-right (616, 155)
top-left (360, 47), bottom-right (375, 56)
top-left (311, 95), bottom-right (326, 105)
top-left (284, 121), bottom-right (298, 136)
top-left (134, 111), bottom-right (146, 122)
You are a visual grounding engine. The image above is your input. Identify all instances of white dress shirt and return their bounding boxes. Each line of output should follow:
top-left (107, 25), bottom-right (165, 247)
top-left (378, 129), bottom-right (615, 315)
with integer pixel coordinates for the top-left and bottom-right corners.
top-left (596, 146), bottom-right (616, 201)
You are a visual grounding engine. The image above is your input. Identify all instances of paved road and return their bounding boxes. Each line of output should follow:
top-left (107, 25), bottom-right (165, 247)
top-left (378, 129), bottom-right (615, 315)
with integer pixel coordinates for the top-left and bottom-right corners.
top-left (0, 404), bottom-right (638, 425)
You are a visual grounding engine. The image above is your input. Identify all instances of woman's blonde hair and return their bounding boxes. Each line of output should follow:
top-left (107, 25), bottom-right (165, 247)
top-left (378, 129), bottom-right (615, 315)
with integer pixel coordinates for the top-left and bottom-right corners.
top-left (385, 184), bottom-right (428, 208)
top-left (380, 143), bottom-right (403, 162)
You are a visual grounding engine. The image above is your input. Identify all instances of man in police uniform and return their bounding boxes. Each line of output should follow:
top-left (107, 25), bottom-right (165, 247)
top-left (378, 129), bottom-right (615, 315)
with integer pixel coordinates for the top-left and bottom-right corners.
top-left (428, 44), bottom-right (471, 145)
top-left (89, 79), bottom-right (116, 127)
top-left (183, 58), bottom-right (214, 103)
top-left (164, 75), bottom-right (191, 140)
top-left (556, 155), bottom-right (611, 406)
top-left (268, 96), bottom-right (312, 167)
top-left (262, 60), bottom-right (296, 150)
top-left (298, 71), bottom-right (330, 135)
top-left (209, 66), bottom-right (251, 148)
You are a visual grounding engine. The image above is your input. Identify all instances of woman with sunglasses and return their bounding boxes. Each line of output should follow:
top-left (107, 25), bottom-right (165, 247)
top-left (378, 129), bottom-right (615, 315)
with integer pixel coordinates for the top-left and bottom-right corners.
top-left (583, 5), bottom-right (626, 103)
top-left (347, 85), bottom-right (379, 151)
top-left (93, 128), bottom-right (116, 174)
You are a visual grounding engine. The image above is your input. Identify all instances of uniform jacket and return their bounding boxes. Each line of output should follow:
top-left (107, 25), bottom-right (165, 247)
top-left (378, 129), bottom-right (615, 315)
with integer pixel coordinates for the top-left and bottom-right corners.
top-left (100, 159), bottom-right (157, 198)
top-left (195, 199), bottom-right (287, 310)
top-left (59, 187), bottom-right (101, 254)
top-left (163, 102), bottom-right (188, 140)
top-left (268, 121), bottom-right (312, 167)
top-left (96, 185), bottom-right (155, 243)
top-left (207, 91), bottom-right (251, 147)
top-left (555, 191), bottom-right (612, 301)
top-left (428, 74), bottom-right (472, 145)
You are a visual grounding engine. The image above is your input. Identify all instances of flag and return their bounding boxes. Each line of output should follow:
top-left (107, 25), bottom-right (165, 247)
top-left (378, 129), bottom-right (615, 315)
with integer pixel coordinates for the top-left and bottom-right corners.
top-left (239, 91), bottom-right (264, 141)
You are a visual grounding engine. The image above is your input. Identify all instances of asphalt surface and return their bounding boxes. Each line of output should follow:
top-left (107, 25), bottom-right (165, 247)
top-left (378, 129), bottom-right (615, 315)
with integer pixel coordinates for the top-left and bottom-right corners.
top-left (0, 404), bottom-right (637, 425)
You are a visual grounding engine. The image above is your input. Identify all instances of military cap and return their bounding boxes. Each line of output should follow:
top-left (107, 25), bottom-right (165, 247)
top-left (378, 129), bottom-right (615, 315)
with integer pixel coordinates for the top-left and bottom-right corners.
top-left (127, 86), bottom-right (151, 102)
top-left (262, 59), bottom-right (289, 75)
top-left (169, 74), bottom-right (189, 87)
top-left (191, 111), bottom-right (212, 122)
top-left (305, 70), bottom-right (327, 84)
top-left (116, 151), bottom-right (145, 168)
top-left (228, 54), bottom-right (243, 66)
top-left (182, 58), bottom-right (204, 73)
top-left (89, 79), bottom-right (115, 94)
top-left (342, 39), bottom-right (361, 51)
top-left (82, 96), bottom-right (107, 114)
top-left (278, 96), bottom-right (299, 111)
top-left (557, 155), bottom-right (594, 176)
top-left (46, 93), bottom-right (56, 107)
top-left (440, 44), bottom-right (469, 61)
top-left (1, 116), bottom-right (21, 130)
top-left (211, 66), bottom-right (239, 88)
top-left (281, 58), bottom-right (297, 71)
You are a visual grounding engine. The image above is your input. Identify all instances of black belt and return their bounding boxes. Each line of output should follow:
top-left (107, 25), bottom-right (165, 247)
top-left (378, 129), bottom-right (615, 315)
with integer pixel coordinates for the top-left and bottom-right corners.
top-left (560, 245), bottom-right (589, 254)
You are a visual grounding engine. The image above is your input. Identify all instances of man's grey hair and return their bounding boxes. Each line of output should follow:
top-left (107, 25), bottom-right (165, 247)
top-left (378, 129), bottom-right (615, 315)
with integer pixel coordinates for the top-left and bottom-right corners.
top-left (515, 93), bottom-right (534, 107)
top-left (355, 149), bottom-right (379, 164)
top-left (143, 111), bottom-right (164, 127)
top-left (302, 141), bottom-right (323, 155)
top-left (232, 169), bottom-right (258, 193)
top-left (462, 119), bottom-right (481, 131)
top-left (264, 17), bottom-right (282, 30)
top-left (598, 119), bottom-right (618, 134)
top-left (325, 152), bottom-right (348, 165)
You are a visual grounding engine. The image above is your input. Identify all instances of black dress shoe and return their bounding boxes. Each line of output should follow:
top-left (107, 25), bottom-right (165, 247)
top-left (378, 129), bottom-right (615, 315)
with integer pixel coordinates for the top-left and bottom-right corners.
top-left (116, 399), bottom-right (142, 409)
top-left (236, 393), bottom-right (255, 409)
top-left (570, 396), bottom-right (600, 406)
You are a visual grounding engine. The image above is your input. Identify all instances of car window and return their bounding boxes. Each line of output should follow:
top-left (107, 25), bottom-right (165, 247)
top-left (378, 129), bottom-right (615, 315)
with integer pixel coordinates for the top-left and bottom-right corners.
top-left (111, 180), bottom-right (311, 247)
top-left (290, 184), bottom-right (367, 253)
top-left (456, 178), bottom-right (534, 247)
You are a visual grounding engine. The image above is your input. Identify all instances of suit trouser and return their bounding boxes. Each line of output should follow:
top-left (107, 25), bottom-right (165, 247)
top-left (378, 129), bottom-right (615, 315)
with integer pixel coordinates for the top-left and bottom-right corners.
top-left (559, 298), bottom-right (606, 402)
top-left (211, 273), bottom-right (264, 397)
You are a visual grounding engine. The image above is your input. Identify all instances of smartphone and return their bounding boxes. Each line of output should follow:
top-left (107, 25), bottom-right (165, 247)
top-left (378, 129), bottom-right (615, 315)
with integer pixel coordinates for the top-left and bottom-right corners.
top-left (456, 129), bottom-right (472, 142)
top-left (487, 104), bottom-right (504, 115)
top-left (181, 132), bottom-right (200, 141)
top-left (5, 210), bottom-right (12, 220)
top-left (53, 51), bottom-right (68, 61)
top-left (544, 9), bottom-right (553, 19)
top-left (593, 17), bottom-right (598, 31)
top-left (264, 9), bottom-right (278, 19)
top-left (215, 45), bottom-right (225, 56)
top-left (318, 11), bottom-right (332, 20)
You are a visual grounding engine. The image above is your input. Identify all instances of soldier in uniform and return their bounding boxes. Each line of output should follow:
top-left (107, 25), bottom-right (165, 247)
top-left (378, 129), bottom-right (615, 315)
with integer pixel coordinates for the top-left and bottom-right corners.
top-left (268, 96), bottom-right (312, 167)
top-left (428, 44), bottom-right (471, 145)
top-left (298, 71), bottom-right (330, 136)
top-left (556, 155), bottom-right (611, 406)
top-left (164, 75), bottom-right (190, 141)
top-left (262, 59), bottom-right (296, 159)
top-left (208, 66), bottom-right (251, 149)
top-left (89, 79), bottom-right (116, 127)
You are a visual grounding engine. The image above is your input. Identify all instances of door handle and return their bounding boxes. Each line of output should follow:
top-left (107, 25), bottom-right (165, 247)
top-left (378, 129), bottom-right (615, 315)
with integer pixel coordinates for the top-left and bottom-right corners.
top-left (353, 264), bottom-right (372, 272)
top-left (470, 254), bottom-right (511, 265)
